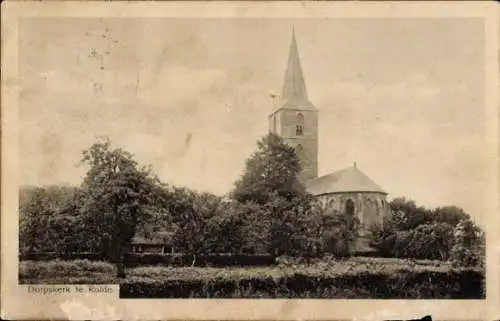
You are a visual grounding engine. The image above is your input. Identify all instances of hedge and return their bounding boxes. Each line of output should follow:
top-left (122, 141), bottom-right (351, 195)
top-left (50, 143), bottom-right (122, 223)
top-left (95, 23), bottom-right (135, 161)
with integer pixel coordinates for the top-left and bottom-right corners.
top-left (20, 252), bottom-right (105, 261)
top-left (120, 269), bottom-right (485, 299)
top-left (20, 252), bottom-right (276, 267)
top-left (124, 253), bottom-right (276, 267)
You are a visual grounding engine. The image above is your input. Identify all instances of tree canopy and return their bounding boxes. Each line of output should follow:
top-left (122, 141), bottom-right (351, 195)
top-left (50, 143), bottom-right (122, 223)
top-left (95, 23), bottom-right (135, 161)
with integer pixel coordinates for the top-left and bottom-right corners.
top-left (79, 137), bottom-right (165, 277)
top-left (19, 137), bottom-right (486, 268)
top-left (232, 133), bottom-right (306, 205)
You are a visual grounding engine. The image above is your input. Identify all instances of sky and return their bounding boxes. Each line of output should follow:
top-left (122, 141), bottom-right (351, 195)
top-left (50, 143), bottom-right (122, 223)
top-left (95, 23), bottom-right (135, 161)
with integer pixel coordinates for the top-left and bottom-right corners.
top-left (19, 18), bottom-right (490, 222)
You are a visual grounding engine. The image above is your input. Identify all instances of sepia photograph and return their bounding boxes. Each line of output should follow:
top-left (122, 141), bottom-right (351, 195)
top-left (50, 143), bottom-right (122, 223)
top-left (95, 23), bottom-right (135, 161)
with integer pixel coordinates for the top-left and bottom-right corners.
top-left (2, 1), bottom-right (499, 320)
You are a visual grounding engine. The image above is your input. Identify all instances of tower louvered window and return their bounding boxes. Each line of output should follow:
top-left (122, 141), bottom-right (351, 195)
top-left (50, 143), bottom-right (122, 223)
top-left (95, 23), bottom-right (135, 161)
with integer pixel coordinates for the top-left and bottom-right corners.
top-left (296, 113), bottom-right (304, 136)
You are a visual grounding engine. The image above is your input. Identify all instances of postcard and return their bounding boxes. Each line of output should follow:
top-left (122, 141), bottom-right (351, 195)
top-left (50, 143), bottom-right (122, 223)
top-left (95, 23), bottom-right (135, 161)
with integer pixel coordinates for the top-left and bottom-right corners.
top-left (1, 1), bottom-right (499, 320)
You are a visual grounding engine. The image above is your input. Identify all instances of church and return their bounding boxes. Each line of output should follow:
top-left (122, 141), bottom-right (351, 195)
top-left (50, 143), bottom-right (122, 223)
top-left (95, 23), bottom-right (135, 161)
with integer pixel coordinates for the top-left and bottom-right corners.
top-left (269, 30), bottom-right (391, 248)
top-left (131, 29), bottom-right (391, 255)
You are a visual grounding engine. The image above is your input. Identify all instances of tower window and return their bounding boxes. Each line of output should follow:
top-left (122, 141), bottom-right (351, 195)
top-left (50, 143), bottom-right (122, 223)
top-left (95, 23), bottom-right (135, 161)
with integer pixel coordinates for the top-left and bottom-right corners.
top-left (296, 113), bottom-right (305, 136)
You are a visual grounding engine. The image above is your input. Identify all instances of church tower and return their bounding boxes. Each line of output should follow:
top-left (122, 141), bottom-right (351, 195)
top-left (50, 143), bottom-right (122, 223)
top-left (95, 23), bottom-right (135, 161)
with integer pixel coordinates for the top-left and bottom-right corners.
top-left (269, 29), bottom-right (318, 183)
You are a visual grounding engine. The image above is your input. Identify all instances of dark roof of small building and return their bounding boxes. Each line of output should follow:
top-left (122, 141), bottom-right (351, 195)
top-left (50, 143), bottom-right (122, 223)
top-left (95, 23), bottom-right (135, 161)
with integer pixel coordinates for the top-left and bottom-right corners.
top-left (306, 164), bottom-right (387, 196)
top-left (131, 231), bottom-right (174, 245)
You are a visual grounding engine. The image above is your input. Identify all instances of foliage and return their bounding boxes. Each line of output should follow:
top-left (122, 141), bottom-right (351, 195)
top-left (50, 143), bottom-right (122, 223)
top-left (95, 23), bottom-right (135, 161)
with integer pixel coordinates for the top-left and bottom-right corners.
top-left (204, 200), bottom-right (268, 254)
top-left (406, 223), bottom-right (454, 260)
top-left (19, 186), bottom-right (100, 254)
top-left (450, 219), bottom-right (485, 267)
top-left (79, 137), bottom-right (165, 277)
top-left (21, 257), bottom-right (485, 299)
top-left (389, 198), bottom-right (470, 230)
top-left (232, 202), bottom-right (270, 254)
top-left (309, 199), bottom-right (360, 257)
top-left (371, 198), bottom-right (483, 264)
top-left (232, 133), bottom-right (306, 205)
top-left (20, 136), bottom-right (485, 272)
top-left (166, 187), bottom-right (222, 262)
top-left (432, 206), bottom-right (470, 226)
top-left (19, 259), bottom-right (116, 284)
top-left (371, 222), bottom-right (455, 261)
top-left (264, 194), bottom-right (308, 256)
top-left (19, 187), bottom-right (55, 254)
top-left (388, 197), bottom-right (434, 230)
top-left (119, 268), bottom-right (484, 299)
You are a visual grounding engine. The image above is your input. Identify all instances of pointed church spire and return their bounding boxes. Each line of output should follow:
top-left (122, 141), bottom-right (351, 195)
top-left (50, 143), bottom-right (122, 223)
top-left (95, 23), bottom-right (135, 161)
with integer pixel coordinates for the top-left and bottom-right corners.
top-left (281, 27), bottom-right (308, 102)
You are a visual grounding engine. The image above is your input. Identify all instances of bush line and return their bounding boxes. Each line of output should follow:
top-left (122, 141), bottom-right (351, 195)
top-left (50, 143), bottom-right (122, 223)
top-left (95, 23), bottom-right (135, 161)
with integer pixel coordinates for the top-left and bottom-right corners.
top-left (119, 269), bottom-right (485, 299)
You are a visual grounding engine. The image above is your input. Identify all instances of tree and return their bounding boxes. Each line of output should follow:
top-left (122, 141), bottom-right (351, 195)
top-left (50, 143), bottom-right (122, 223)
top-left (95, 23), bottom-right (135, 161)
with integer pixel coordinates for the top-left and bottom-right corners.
top-left (407, 223), bottom-right (454, 260)
top-left (432, 206), bottom-right (469, 227)
top-left (389, 197), bottom-right (434, 230)
top-left (19, 187), bottom-right (53, 254)
top-left (234, 201), bottom-right (270, 254)
top-left (204, 201), bottom-right (246, 254)
top-left (311, 199), bottom-right (360, 257)
top-left (168, 188), bottom-right (223, 265)
top-left (370, 217), bottom-right (454, 260)
top-left (232, 133), bottom-right (306, 205)
top-left (230, 133), bottom-right (311, 257)
top-left (79, 138), bottom-right (162, 278)
top-left (19, 186), bottom-right (104, 256)
top-left (450, 218), bottom-right (484, 267)
top-left (264, 194), bottom-right (299, 256)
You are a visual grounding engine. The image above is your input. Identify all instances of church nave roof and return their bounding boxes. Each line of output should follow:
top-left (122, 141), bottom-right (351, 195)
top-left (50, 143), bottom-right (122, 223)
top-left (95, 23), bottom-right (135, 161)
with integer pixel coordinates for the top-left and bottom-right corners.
top-left (305, 164), bottom-right (387, 196)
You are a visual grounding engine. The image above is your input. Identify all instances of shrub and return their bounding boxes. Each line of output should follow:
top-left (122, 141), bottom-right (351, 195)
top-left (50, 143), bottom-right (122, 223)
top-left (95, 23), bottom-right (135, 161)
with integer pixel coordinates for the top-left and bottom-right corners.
top-left (450, 219), bottom-right (485, 268)
top-left (124, 253), bottom-right (276, 268)
top-left (19, 252), bottom-right (105, 261)
top-left (19, 259), bottom-right (116, 284)
top-left (119, 269), bottom-right (485, 299)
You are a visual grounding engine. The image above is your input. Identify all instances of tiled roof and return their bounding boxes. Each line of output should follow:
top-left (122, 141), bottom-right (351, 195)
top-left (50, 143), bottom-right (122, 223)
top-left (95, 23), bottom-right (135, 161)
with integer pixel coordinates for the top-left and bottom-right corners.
top-left (306, 165), bottom-right (387, 196)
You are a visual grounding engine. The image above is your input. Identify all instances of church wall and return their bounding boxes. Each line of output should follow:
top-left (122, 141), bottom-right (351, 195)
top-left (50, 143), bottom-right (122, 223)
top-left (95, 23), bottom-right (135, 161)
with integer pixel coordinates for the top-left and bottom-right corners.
top-left (316, 192), bottom-right (390, 235)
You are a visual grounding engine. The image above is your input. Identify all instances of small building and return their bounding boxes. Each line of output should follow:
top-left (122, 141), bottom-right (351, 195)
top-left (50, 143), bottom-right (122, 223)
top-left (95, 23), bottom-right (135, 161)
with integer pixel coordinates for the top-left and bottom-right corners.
top-left (130, 231), bottom-right (175, 254)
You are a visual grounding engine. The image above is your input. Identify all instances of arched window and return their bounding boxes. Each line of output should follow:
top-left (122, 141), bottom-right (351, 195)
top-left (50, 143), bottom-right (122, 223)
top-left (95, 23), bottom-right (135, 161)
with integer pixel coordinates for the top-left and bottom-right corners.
top-left (296, 113), bottom-right (304, 136)
top-left (345, 199), bottom-right (355, 215)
